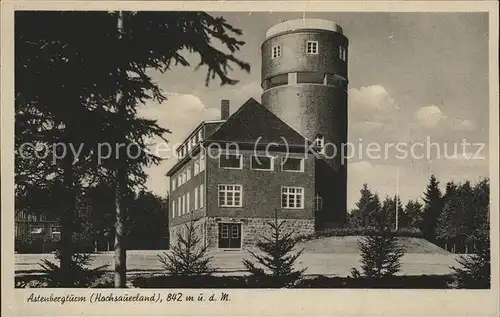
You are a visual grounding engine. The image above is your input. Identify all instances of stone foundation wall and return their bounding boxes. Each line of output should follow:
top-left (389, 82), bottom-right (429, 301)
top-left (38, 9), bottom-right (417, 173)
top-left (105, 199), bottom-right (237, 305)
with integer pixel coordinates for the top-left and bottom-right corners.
top-left (169, 218), bottom-right (207, 248)
top-left (205, 217), bottom-right (315, 249)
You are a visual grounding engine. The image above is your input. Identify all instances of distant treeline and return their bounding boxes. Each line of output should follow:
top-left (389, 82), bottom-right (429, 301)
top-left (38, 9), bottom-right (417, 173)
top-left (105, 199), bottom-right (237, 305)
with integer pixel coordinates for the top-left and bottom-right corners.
top-left (347, 175), bottom-right (489, 253)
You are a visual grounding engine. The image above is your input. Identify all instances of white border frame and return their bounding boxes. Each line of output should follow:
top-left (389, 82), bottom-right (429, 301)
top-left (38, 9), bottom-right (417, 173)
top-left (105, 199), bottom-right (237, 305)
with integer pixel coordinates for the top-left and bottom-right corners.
top-left (1, 3), bottom-right (499, 317)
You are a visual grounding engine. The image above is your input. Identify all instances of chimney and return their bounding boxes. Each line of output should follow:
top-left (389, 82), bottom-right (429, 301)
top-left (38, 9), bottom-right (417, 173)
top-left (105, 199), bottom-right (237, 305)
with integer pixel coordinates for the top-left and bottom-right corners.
top-left (221, 99), bottom-right (230, 120)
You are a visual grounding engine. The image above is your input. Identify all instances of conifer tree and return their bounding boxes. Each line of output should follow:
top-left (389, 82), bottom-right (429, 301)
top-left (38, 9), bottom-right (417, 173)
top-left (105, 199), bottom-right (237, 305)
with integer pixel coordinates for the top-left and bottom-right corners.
top-left (353, 212), bottom-right (405, 279)
top-left (158, 220), bottom-right (214, 276)
top-left (452, 178), bottom-right (490, 288)
top-left (242, 209), bottom-right (306, 287)
top-left (452, 221), bottom-right (490, 288)
top-left (16, 11), bottom-right (250, 286)
top-left (349, 184), bottom-right (382, 228)
top-left (421, 174), bottom-right (443, 242)
top-left (402, 199), bottom-right (423, 230)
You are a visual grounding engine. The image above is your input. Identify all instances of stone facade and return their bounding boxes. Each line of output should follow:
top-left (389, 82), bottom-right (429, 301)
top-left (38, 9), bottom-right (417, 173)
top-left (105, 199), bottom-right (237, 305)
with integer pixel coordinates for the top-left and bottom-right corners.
top-left (169, 217), bottom-right (207, 248)
top-left (170, 216), bottom-right (314, 249)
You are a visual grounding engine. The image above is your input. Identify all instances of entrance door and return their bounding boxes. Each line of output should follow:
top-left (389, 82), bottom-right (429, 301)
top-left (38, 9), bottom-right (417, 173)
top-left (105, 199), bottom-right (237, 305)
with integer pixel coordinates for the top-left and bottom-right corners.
top-left (218, 223), bottom-right (242, 249)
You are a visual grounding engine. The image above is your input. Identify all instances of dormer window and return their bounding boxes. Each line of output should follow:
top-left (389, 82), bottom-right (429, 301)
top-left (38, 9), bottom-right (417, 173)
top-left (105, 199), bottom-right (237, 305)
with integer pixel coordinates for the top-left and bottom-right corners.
top-left (272, 45), bottom-right (282, 59)
top-left (306, 41), bottom-right (318, 55)
top-left (339, 46), bottom-right (347, 61)
top-left (314, 134), bottom-right (325, 153)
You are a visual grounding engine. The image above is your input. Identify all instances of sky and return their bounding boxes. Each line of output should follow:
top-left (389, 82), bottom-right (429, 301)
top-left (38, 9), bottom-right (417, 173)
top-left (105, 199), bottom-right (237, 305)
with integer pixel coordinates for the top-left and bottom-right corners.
top-left (138, 12), bottom-right (489, 209)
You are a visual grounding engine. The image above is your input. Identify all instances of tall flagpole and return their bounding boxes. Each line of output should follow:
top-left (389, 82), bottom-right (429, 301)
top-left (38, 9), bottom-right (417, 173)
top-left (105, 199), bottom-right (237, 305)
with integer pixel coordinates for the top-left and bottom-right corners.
top-left (395, 167), bottom-right (399, 231)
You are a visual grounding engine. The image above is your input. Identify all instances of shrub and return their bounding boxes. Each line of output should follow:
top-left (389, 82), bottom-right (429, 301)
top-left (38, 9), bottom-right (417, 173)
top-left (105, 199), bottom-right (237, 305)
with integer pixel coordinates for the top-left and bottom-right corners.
top-left (242, 209), bottom-right (306, 288)
top-left (158, 220), bottom-right (215, 276)
top-left (353, 219), bottom-right (405, 279)
top-left (293, 227), bottom-right (423, 243)
top-left (38, 247), bottom-right (108, 288)
top-left (452, 229), bottom-right (490, 289)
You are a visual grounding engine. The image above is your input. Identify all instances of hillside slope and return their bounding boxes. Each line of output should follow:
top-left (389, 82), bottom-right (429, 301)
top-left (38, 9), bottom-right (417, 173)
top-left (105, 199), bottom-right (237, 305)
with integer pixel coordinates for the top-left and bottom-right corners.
top-left (296, 236), bottom-right (450, 255)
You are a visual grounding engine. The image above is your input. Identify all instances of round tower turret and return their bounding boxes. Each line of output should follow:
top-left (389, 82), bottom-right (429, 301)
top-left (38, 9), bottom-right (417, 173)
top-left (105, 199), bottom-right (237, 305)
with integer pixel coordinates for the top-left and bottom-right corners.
top-left (261, 19), bottom-right (349, 227)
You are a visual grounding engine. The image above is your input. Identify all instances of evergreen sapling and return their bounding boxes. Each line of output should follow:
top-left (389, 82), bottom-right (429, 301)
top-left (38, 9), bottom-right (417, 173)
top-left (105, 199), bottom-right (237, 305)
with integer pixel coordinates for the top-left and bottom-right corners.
top-left (242, 209), bottom-right (306, 287)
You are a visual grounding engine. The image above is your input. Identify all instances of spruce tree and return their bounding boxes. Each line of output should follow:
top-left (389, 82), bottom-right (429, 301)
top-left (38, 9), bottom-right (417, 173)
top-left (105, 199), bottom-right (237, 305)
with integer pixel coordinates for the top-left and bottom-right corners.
top-left (452, 222), bottom-right (490, 288)
top-left (242, 209), bottom-right (306, 288)
top-left (452, 178), bottom-right (490, 288)
top-left (16, 11), bottom-right (249, 286)
top-left (402, 199), bottom-right (423, 230)
top-left (349, 184), bottom-right (374, 227)
top-left (421, 174), bottom-right (443, 242)
top-left (158, 220), bottom-right (214, 276)
top-left (353, 212), bottom-right (405, 279)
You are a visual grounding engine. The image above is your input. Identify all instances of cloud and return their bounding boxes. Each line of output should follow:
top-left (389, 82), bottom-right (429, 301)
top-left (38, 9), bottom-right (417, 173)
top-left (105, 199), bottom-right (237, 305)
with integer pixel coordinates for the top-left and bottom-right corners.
top-left (413, 105), bottom-right (444, 128)
top-left (137, 93), bottom-right (220, 197)
top-left (349, 85), bottom-right (400, 121)
top-left (413, 105), bottom-right (476, 131)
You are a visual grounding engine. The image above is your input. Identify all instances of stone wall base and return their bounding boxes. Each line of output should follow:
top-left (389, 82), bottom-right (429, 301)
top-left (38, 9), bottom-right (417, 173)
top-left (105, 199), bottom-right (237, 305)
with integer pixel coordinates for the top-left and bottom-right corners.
top-left (169, 217), bottom-right (314, 250)
top-left (169, 218), bottom-right (207, 248)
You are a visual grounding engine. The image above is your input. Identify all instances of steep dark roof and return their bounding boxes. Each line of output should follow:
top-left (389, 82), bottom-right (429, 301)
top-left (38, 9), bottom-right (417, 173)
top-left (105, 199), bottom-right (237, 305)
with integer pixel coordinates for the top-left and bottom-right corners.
top-left (206, 98), bottom-right (310, 147)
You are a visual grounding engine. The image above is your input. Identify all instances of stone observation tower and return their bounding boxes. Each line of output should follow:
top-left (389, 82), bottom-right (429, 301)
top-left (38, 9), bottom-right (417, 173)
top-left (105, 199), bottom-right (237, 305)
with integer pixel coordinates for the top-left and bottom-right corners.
top-left (261, 19), bottom-right (349, 227)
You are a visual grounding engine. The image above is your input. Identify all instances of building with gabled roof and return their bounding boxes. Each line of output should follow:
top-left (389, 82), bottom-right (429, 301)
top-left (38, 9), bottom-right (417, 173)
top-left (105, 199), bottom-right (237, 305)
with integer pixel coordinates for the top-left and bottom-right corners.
top-left (167, 18), bottom-right (349, 249)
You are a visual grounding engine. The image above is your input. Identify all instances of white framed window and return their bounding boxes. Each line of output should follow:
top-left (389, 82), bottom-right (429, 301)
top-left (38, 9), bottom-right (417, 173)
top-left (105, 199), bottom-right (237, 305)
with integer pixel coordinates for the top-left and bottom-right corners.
top-left (194, 161), bottom-right (200, 175)
top-left (183, 195), bottom-right (187, 215)
top-left (306, 41), bottom-right (319, 55)
top-left (191, 137), bottom-right (196, 148)
top-left (315, 194), bottom-right (323, 211)
top-left (199, 155), bottom-right (206, 172)
top-left (187, 141), bottom-right (192, 152)
top-left (194, 187), bottom-right (199, 210)
top-left (182, 170), bottom-right (186, 183)
top-left (219, 153), bottom-right (242, 169)
top-left (250, 155), bottom-right (274, 171)
top-left (177, 197), bottom-right (182, 217)
top-left (198, 129), bottom-right (203, 142)
top-left (339, 46), bottom-right (347, 61)
top-left (172, 201), bottom-right (176, 218)
top-left (177, 175), bottom-right (182, 186)
top-left (186, 167), bottom-right (191, 181)
top-left (171, 178), bottom-right (176, 191)
top-left (281, 157), bottom-right (304, 172)
top-left (314, 134), bottom-right (325, 154)
top-left (272, 45), bottom-right (282, 59)
top-left (281, 186), bottom-right (304, 209)
top-left (200, 184), bottom-right (204, 208)
top-left (187, 192), bottom-right (190, 212)
top-left (218, 184), bottom-right (243, 207)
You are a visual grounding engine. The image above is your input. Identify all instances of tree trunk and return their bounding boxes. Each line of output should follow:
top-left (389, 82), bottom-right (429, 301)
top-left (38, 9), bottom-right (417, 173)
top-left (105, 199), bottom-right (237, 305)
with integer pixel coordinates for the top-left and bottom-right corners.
top-left (59, 150), bottom-right (76, 287)
top-left (114, 10), bottom-right (127, 288)
top-left (114, 166), bottom-right (127, 287)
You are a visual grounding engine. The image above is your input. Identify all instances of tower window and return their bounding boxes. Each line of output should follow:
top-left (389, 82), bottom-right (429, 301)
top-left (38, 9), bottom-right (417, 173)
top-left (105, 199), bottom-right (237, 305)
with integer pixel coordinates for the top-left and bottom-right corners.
top-left (314, 134), bottom-right (325, 153)
top-left (315, 194), bottom-right (323, 212)
top-left (339, 46), bottom-right (347, 61)
top-left (272, 45), bottom-right (282, 59)
top-left (306, 41), bottom-right (319, 55)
